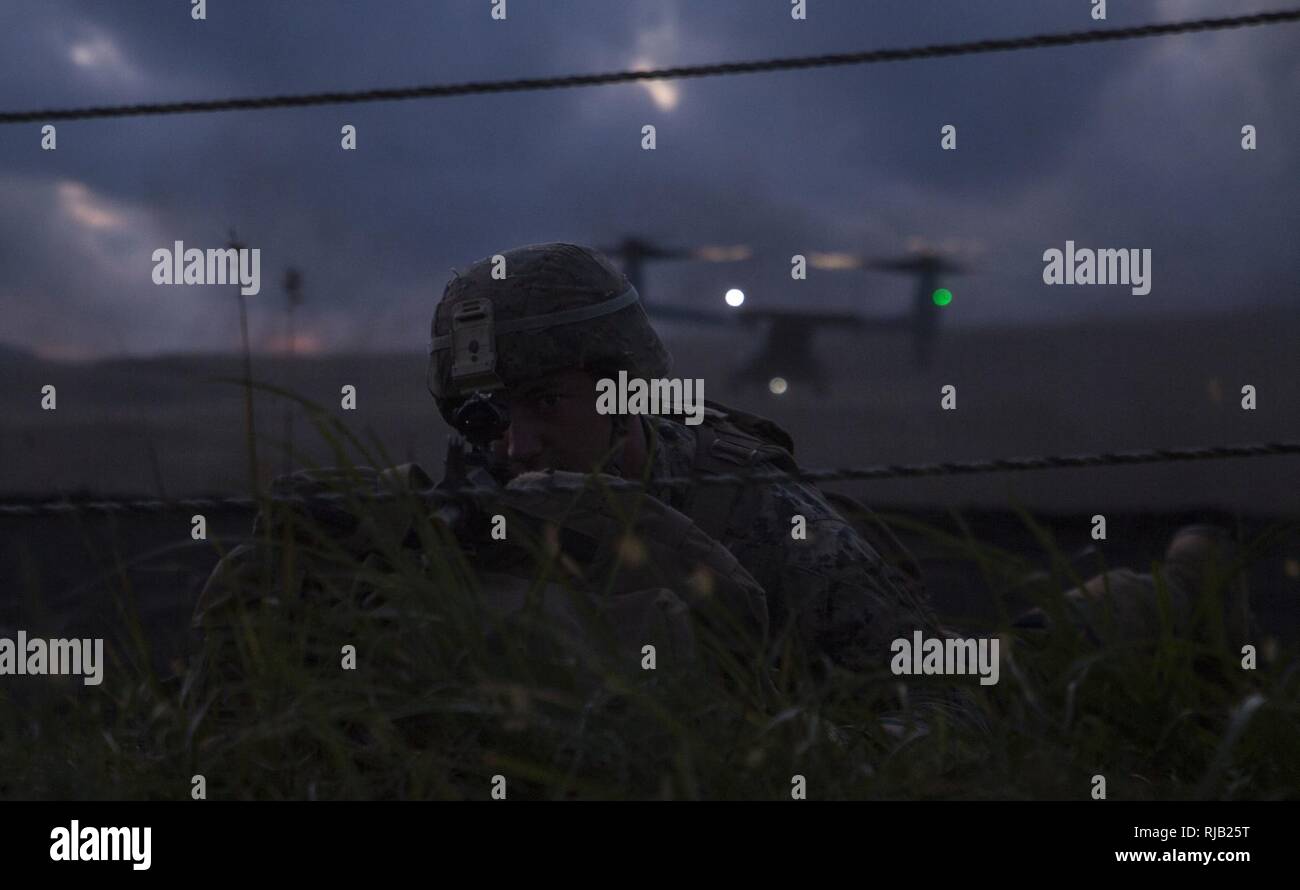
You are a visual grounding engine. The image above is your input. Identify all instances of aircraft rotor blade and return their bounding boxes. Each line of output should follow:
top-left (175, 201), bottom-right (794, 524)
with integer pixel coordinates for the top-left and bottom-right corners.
top-left (687, 244), bottom-right (752, 263)
top-left (807, 251), bottom-right (866, 270)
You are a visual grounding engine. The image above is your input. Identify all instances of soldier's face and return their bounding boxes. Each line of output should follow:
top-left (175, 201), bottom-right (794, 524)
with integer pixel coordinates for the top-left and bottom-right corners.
top-left (490, 368), bottom-right (614, 475)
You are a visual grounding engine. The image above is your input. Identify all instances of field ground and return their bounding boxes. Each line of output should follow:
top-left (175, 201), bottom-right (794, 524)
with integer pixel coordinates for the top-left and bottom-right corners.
top-left (2, 306), bottom-right (1297, 511)
top-left (2, 307), bottom-right (1297, 663)
top-left (1, 308), bottom-right (1296, 800)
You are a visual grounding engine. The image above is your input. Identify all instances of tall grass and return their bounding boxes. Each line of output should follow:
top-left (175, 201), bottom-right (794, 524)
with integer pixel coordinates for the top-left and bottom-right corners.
top-left (1, 398), bottom-right (1296, 801)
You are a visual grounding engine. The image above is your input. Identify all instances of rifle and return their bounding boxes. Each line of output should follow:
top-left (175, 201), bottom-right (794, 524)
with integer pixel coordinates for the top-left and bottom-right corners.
top-left (430, 390), bottom-right (512, 538)
top-left (248, 391), bottom-right (511, 557)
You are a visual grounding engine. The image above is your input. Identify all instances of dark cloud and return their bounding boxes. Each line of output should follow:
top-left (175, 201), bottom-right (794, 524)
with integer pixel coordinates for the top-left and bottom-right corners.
top-left (0, 0), bottom-right (1296, 356)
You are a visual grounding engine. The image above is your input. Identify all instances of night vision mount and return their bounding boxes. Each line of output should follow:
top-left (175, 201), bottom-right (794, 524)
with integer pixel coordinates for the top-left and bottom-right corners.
top-left (440, 298), bottom-right (511, 486)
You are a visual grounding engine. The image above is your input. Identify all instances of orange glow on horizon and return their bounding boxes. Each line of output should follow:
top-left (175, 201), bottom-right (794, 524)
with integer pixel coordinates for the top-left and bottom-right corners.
top-left (262, 332), bottom-right (326, 355)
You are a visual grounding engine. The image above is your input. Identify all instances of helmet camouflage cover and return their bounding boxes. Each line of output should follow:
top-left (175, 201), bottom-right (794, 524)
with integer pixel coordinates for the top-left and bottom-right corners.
top-left (428, 242), bottom-right (672, 425)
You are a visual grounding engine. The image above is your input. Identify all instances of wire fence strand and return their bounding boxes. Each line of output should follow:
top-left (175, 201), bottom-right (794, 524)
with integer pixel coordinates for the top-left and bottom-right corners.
top-left (2, 10), bottom-right (1297, 124)
top-left (1, 440), bottom-right (1296, 517)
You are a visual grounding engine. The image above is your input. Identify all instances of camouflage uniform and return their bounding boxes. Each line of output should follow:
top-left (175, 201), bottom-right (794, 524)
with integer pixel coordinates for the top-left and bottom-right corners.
top-left (196, 242), bottom-right (943, 686)
top-left (634, 410), bottom-right (940, 672)
top-left (1012, 525), bottom-right (1254, 649)
top-left (425, 241), bottom-right (942, 674)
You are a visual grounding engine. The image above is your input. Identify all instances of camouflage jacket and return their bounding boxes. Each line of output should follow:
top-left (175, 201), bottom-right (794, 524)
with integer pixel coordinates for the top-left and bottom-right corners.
top-left (636, 405), bottom-right (941, 673)
top-left (194, 406), bottom-right (940, 678)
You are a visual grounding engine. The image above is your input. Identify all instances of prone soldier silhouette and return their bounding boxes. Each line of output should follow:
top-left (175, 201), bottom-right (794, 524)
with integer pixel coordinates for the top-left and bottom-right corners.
top-left (194, 242), bottom-right (1251, 709)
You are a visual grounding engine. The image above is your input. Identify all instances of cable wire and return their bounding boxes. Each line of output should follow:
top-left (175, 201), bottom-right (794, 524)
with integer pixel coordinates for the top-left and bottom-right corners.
top-left (1, 440), bottom-right (1296, 516)
top-left (2, 10), bottom-right (1297, 124)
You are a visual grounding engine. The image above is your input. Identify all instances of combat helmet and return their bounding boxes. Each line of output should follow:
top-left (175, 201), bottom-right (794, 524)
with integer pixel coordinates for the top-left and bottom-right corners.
top-left (427, 242), bottom-right (672, 429)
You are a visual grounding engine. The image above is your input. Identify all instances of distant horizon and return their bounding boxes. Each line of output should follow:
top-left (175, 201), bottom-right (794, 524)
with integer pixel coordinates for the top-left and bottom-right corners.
top-left (4, 300), bottom-right (1292, 363)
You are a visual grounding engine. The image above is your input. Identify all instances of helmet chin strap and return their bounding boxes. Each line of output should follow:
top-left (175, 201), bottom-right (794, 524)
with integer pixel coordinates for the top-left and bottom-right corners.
top-left (604, 413), bottom-right (654, 481)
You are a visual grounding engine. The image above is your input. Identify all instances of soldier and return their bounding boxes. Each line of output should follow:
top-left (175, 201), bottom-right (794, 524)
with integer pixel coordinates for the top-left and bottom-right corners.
top-left (1012, 524), bottom-right (1254, 650)
top-left (424, 241), bottom-right (944, 676)
top-left (197, 241), bottom-right (1252, 705)
top-left (194, 241), bottom-right (945, 703)
top-left (419, 241), bottom-right (1254, 691)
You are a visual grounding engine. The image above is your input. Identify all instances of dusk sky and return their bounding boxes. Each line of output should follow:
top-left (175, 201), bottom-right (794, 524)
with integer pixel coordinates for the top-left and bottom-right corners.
top-left (0, 0), bottom-right (1296, 358)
